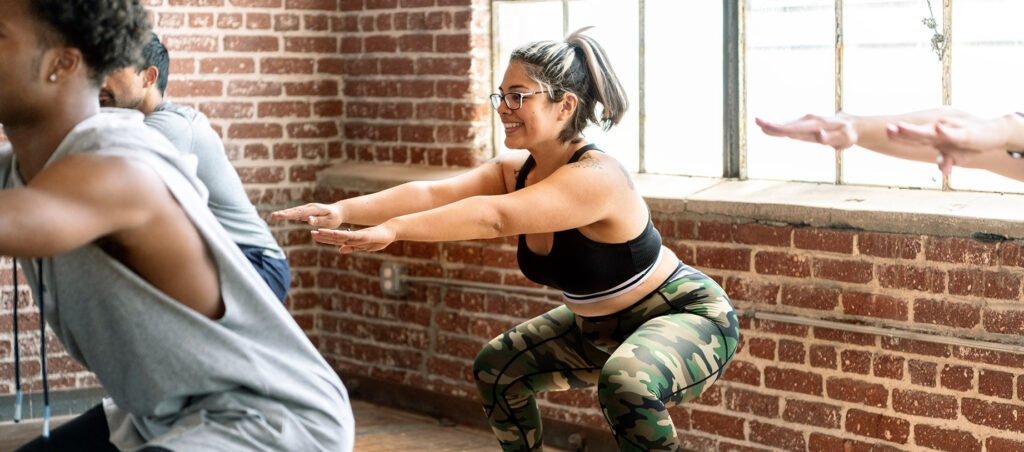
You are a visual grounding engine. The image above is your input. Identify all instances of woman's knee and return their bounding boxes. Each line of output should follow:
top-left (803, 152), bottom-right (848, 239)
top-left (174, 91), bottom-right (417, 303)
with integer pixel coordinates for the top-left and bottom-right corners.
top-left (597, 357), bottom-right (663, 406)
top-left (473, 337), bottom-right (504, 384)
top-left (597, 332), bottom-right (723, 408)
top-left (473, 333), bottom-right (530, 391)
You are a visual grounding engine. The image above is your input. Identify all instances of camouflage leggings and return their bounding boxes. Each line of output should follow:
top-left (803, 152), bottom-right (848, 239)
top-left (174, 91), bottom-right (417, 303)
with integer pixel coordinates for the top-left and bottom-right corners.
top-left (473, 264), bottom-right (739, 452)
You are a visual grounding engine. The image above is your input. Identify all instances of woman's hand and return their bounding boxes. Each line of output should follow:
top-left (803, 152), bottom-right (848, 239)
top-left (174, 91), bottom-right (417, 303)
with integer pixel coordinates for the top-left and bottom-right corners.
top-left (311, 224), bottom-right (397, 254)
top-left (887, 116), bottom-right (1013, 175)
top-left (755, 114), bottom-right (859, 151)
top-left (271, 203), bottom-right (343, 229)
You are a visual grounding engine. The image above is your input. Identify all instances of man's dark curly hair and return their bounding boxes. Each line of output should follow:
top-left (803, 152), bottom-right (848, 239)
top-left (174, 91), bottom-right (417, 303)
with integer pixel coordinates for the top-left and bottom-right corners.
top-left (30, 0), bottom-right (152, 86)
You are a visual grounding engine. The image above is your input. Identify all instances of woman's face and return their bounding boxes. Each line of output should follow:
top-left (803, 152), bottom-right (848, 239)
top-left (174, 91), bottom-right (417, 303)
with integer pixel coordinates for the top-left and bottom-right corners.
top-left (495, 61), bottom-right (568, 150)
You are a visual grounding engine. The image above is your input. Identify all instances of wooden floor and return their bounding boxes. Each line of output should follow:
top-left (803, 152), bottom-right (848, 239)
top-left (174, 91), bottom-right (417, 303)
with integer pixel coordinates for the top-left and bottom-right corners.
top-left (0, 399), bottom-right (568, 452)
top-left (355, 399), bottom-right (533, 451)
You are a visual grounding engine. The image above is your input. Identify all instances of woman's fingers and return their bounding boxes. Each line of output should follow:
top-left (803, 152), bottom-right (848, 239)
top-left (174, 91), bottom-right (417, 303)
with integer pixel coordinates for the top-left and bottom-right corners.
top-left (306, 214), bottom-right (331, 227)
top-left (936, 152), bottom-right (957, 175)
top-left (311, 229), bottom-right (352, 246)
top-left (272, 204), bottom-right (324, 221)
top-left (272, 204), bottom-right (343, 228)
top-left (312, 229), bottom-right (377, 247)
top-left (817, 124), bottom-right (855, 149)
top-left (887, 122), bottom-right (939, 144)
top-left (310, 225), bottom-right (393, 254)
top-left (935, 122), bottom-right (1000, 149)
top-left (270, 208), bottom-right (303, 220)
top-left (755, 117), bottom-right (819, 136)
top-left (756, 117), bottom-right (852, 149)
top-left (934, 122), bottom-right (963, 141)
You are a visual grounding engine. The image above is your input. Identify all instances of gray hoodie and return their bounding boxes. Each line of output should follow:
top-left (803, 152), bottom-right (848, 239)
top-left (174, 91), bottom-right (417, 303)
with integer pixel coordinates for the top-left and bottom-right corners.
top-left (0, 109), bottom-right (353, 451)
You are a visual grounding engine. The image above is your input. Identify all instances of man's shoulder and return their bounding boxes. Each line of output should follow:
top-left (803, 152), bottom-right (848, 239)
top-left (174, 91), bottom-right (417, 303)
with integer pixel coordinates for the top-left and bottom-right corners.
top-left (58, 113), bottom-right (210, 200)
top-left (63, 112), bottom-right (189, 168)
top-left (153, 101), bottom-right (201, 118)
top-left (144, 103), bottom-right (208, 154)
top-left (147, 102), bottom-right (199, 127)
top-left (151, 103), bottom-right (225, 155)
top-left (147, 102), bottom-right (219, 138)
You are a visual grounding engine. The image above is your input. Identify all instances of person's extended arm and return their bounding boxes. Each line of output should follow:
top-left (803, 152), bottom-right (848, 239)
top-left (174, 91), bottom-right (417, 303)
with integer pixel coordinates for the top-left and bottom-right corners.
top-left (1008, 112), bottom-right (1024, 151)
top-left (0, 154), bottom-right (159, 257)
top-left (272, 156), bottom-right (511, 228)
top-left (756, 107), bottom-right (974, 163)
top-left (888, 111), bottom-right (1024, 179)
top-left (914, 111), bottom-right (1024, 152)
top-left (309, 154), bottom-right (623, 253)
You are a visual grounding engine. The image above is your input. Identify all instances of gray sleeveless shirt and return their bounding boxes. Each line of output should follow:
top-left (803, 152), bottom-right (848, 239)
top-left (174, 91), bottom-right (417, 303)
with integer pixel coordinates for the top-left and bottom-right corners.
top-left (0, 110), bottom-right (353, 451)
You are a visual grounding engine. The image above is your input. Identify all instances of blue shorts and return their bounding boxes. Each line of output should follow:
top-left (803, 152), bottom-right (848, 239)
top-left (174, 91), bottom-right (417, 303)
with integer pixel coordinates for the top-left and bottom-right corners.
top-left (239, 245), bottom-right (291, 303)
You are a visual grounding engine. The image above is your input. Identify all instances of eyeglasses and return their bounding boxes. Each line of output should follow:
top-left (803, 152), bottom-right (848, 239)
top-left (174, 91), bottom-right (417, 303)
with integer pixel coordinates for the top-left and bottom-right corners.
top-left (489, 91), bottom-right (546, 110)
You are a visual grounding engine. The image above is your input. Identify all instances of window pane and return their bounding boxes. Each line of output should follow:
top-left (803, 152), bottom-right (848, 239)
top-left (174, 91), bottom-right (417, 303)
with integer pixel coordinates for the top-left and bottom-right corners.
top-left (568, 0), bottom-right (641, 172)
top-left (644, 0), bottom-right (723, 177)
top-left (746, 0), bottom-right (836, 183)
top-left (948, 0), bottom-right (1024, 193)
top-left (492, 1), bottom-right (565, 157)
top-left (841, 0), bottom-right (943, 189)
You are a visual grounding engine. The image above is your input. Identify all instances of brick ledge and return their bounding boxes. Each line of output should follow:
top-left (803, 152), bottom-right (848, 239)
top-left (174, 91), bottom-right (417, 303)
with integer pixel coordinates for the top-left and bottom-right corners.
top-left (320, 163), bottom-right (1024, 240)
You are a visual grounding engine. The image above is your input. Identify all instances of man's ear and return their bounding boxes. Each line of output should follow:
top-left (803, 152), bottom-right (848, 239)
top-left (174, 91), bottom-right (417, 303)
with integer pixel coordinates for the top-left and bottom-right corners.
top-left (141, 66), bottom-right (159, 89)
top-left (46, 47), bottom-right (83, 83)
top-left (558, 92), bottom-right (579, 121)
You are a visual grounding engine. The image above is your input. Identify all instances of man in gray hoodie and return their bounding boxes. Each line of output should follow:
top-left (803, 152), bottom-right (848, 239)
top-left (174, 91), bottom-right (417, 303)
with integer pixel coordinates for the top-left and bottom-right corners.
top-left (0, 1), bottom-right (353, 450)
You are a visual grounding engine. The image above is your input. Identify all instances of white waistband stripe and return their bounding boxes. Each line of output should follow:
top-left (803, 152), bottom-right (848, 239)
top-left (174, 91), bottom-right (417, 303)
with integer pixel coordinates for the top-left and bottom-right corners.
top-left (562, 247), bottom-right (666, 304)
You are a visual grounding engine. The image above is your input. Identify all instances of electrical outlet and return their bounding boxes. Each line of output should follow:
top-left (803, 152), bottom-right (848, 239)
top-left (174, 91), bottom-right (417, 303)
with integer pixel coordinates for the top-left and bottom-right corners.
top-left (379, 262), bottom-right (408, 296)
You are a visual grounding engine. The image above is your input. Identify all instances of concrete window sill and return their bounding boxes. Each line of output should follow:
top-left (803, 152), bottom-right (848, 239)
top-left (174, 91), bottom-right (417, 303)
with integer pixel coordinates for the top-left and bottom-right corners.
top-left (319, 162), bottom-right (1024, 239)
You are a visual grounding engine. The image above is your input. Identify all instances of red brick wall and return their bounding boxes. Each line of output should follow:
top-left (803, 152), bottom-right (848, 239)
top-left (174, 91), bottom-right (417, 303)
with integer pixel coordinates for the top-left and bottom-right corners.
top-left (337, 0), bottom-right (491, 167)
top-left (4, 1), bottom-right (1024, 451)
top-left (0, 0), bottom-right (491, 405)
top-left (320, 213), bottom-right (1024, 451)
top-left (0, 0), bottom-right (348, 396)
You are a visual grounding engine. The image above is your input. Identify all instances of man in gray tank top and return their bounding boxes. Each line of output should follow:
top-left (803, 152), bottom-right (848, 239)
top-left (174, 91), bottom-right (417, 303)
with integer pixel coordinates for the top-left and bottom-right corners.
top-left (99, 34), bottom-right (291, 302)
top-left (0, 1), bottom-right (353, 450)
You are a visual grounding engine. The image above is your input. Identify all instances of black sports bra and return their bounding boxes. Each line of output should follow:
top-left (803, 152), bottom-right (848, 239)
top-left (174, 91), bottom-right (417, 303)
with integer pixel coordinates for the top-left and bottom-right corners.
top-left (515, 144), bottom-right (663, 299)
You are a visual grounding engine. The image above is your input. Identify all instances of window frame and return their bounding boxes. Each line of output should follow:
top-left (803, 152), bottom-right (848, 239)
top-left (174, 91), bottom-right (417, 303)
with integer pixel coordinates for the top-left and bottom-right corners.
top-left (489, 0), bottom-right (966, 186)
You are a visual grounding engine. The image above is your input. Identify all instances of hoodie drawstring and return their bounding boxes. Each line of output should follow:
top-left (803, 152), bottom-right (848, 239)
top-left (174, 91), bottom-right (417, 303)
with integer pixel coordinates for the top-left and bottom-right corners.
top-left (10, 258), bottom-right (50, 439)
top-left (37, 259), bottom-right (50, 439)
top-left (12, 258), bottom-right (21, 423)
